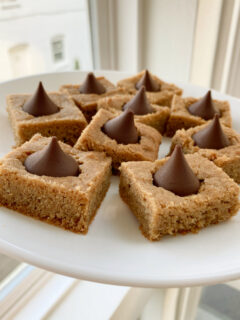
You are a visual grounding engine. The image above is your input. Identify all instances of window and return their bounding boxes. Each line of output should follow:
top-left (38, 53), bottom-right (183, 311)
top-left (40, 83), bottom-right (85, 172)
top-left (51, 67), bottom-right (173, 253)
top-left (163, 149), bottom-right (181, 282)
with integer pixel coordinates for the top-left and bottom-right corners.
top-left (8, 43), bottom-right (31, 78)
top-left (51, 36), bottom-right (64, 63)
top-left (0, 1), bottom-right (93, 81)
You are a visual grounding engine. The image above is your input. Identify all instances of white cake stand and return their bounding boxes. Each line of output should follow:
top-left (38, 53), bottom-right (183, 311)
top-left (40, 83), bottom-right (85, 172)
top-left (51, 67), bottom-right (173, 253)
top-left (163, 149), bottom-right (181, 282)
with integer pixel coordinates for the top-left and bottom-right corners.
top-left (0, 72), bottom-right (239, 303)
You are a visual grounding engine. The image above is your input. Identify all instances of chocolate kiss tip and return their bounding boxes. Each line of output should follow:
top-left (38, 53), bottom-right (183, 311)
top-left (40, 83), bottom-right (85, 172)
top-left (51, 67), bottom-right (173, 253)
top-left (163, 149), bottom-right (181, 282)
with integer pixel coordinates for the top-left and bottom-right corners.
top-left (123, 86), bottom-right (153, 115)
top-left (24, 137), bottom-right (79, 177)
top-left (22, 82), bottom-right (59, 117)
top-left (135, 70), bottom-right (160, 92)
top-left (153, 145), bottom-right (200, 197)
top-left (188, 90), bottom-right (220, 120)
top-left (193, 114), bottom-right (230, 150)
top-left (102, 109), bottom-right (138, 145)
top-left (79, 72), bottom-right (106, 95)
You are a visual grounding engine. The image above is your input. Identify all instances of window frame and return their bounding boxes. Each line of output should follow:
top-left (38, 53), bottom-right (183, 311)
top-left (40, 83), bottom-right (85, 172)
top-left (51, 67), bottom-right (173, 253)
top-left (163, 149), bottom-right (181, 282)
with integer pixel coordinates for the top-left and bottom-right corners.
top-left (51, 35), bottom-right (65, 64)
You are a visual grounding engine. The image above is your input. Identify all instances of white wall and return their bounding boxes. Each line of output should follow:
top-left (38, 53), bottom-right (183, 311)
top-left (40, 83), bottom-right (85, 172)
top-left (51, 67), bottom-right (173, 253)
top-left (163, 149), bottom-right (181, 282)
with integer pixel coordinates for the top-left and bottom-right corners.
top-left (113, 0), bottom-right (198, 82)
top-left (190, 0), bottom-right (223, 87)
top-left (141, 0), bottom-right (198, 82)
top-left (226, 13), bottom-right (240, 98)
top-left (114, 0), bottom-right (141, 72)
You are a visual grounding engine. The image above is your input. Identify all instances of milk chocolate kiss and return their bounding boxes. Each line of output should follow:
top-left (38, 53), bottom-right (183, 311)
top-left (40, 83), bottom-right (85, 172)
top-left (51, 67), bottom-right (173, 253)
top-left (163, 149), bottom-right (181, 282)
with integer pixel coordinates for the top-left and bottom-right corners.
top-left (79, 72), bottom-right (106, 94)
top-left (23, 82), bottom-right (59, 117)
top-left (24, 137), bottom-right (79, 177)
top-left (123, 86), bottom-right (153, 115)
top-left (153, 145), bottom-right (200, 196)
top-left (193, 114), bottom-right (230, 149)
top-left (188, 90), bottom-right (220, 120)
top-left (135, 70), bottom-right (160, 92)
top-left (102, 109), bottom-right (138, 145)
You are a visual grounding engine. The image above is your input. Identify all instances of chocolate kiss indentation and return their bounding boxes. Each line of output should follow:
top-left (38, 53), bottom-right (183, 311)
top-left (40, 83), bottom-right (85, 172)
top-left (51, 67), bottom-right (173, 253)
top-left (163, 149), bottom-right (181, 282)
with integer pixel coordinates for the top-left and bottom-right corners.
top-left (135, 70), bottom-right (160, 92)
top-left (24, 137), bottom-right (80, 177)
top-left (193, 114), bottom-right (230, 149)
top-left (123, 86), bottom-right (153, 115)
top-left (153, 145), bottom-right (200, 196)
top-left (23, 82), bottom-right (59, 117)
top-left (79, 72), bottom-right (106, 94)
top-left (102, 109), bottom-right (138, 145)
top-left (188, 90), bottom-right (220, 120)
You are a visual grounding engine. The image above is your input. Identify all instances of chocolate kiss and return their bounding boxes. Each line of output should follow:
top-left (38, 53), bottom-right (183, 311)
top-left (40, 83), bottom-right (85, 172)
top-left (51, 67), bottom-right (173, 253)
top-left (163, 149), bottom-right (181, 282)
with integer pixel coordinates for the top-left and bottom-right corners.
top-left (135, 70), bottom-right (160, 92)
top-left (24, 137), bottom-right (79, 177)
top-left (79, 72), bottom-right (106, 94)
top-left (153, 145), bottom-right (200, 196)
top-left (188, 90), bottom-right (220, 120)
top-left (193, 114), bottom-right (230, 149)
top-left (123, 86), bottom-right (153, 115)
top-left (23, 82), bottom-right (59, 117)
top-left (102, 109), bottom-right (138, 145)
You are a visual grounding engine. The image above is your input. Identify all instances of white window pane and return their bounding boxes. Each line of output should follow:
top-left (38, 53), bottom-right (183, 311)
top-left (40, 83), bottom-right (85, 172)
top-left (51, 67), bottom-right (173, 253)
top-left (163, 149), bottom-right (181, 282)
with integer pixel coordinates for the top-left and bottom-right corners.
top-left (0, 0), bottom-right (93, 81)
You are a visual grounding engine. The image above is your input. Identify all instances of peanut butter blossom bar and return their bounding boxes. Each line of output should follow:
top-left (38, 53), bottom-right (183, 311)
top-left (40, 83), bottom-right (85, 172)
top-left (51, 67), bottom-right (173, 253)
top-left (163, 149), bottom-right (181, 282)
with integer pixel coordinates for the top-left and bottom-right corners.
top-left (120, 145), bottom-right (239, 240)
top-left (166, 91), bottom-right (232, 137)
top-left (170, 115), bottom-right (240, 183)
top-left (7, 82), bottom-right (87, 146)
top-left (60, 72), bottom-right (126, 122)
top-left (75, 108), bottom-right (162, 172)
top-left (0, 134), bottom-right (112, 233)
top-left (117, 69), bottom-right (182, 107)
top-left (97, 87), bottom-right (170, 134)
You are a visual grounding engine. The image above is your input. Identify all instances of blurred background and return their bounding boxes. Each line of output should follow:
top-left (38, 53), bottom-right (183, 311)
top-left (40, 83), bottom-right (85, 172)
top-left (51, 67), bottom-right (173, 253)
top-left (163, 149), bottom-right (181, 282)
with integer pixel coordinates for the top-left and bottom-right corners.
top-left (0, 1), bottom-right (240, 319)
top-left (0, 0), bottom-right (239, 97)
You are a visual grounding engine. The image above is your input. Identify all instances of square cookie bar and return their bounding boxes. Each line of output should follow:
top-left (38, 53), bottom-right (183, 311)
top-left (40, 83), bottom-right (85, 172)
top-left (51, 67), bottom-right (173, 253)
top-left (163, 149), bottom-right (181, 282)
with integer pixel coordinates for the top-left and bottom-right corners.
top-left (170, 124), bottom-right (240, 183)
top-left (0, 134), bottom-right (112, 233)
top-left (75, 108), bottom-right (162, 171)
top-left (97, 94), bottom-right (170, 134)
top-left (117, 70), bottom-right (182, 107)
top-left (119, 154), bottom-right (239, 241)
top-left (60, 77), bottom-right (126, 122)
top-left (7, 92), bottom-right (87, 146)
top-left (166, 95), bottom-right (232, 137)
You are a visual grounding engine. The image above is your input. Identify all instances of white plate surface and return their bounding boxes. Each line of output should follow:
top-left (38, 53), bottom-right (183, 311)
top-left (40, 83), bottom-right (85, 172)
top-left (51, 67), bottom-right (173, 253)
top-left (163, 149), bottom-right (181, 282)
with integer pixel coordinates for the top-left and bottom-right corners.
top-left (0, 71), bottom-right (240, 288)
